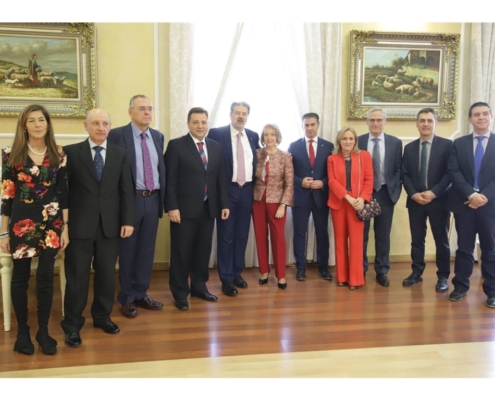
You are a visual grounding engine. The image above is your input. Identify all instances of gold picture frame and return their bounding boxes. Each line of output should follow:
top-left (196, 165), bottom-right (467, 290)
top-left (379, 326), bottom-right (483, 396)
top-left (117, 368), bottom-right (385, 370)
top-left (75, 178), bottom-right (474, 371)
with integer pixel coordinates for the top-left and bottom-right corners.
top-left (349, 30), bottom-right (460, 120)
top-left (0, 23), bottom-right (96, 118)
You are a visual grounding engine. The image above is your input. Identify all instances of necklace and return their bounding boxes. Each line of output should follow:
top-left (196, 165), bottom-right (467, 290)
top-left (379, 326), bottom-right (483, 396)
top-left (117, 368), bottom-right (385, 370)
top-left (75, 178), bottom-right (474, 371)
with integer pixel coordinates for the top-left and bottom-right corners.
top-left (27, 143), bottom-right (47, 156)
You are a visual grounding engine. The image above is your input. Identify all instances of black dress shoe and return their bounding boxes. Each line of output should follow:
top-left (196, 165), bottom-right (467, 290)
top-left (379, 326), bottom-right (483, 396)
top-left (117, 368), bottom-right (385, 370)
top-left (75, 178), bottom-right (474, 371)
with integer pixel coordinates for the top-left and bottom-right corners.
top-left (402, 273), bottom-right (423, 286)
top-left (318, 268), bottom-right (333, 281)
top-left (435, 277), bottom-right (449, 293)
top-left (486, 297), bottom-right (495, 308)
top-left (175, 299), bottom-right (189, 311)
top-left (191, 291), bottom-right (218, 302)
top-left (278, 281), bottom-right (287, 290)
top-left (259, 277), bottom-right (268, 285)
top-left (376, 273), bottom-right (390, 287)
top-left (121, 302), bottom-right (138, 318)
top-left (233, 276), bottom-right (248, 288)
top-left (296, 269), bottom-right (306, 281)
top-left (65, 332), bottom-right (82, 348)
top-left (222, 282), bottom-right (238, 296)
top-left (93, 321), bottom-right (120, 334)
top-left (449, 289), bottom-right (466, 302)
top-left (135, 295), bottom-right (163, 310)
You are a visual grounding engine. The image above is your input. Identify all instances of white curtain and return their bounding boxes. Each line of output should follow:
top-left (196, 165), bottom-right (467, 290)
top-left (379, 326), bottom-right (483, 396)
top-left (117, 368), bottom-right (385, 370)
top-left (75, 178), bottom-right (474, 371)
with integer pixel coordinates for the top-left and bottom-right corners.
top-left (167, 23), bottom-right (342, 268)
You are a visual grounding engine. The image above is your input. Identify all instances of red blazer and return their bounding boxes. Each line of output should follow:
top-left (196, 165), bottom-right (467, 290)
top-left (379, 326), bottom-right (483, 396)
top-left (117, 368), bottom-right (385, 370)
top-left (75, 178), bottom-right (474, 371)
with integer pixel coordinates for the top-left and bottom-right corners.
top-left (327, 150), bottom-right (373, 210)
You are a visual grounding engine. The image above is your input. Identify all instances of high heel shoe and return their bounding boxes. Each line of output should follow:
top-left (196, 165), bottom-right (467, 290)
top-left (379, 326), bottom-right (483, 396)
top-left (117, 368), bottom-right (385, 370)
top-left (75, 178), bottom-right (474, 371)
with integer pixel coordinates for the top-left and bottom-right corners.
top-left (278, 280), bottom-right (287, 290)
top-left (35, 331), bottom-right (57, 355)
top-left (13, 333), bottom-right (34, 355)
top-left (259, 274), bottom-right (269, 285)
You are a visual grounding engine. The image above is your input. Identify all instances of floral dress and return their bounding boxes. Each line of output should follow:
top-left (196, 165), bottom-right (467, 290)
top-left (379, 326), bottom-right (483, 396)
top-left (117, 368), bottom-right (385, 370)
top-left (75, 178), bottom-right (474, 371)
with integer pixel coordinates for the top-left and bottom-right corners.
top-left (1, 146), bottom-right (68, 259)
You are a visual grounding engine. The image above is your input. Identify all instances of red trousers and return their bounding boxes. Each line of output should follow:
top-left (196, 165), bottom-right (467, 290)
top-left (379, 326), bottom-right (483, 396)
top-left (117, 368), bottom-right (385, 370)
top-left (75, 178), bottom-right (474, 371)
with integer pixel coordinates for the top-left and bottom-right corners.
top-left (253, 194), bottom-right (287, 279)
top-left (331, 199), bottom-right (365, 287)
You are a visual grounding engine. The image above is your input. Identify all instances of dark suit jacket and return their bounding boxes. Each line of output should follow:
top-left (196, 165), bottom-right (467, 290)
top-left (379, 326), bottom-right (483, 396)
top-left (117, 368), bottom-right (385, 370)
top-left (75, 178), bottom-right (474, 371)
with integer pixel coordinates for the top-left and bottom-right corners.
top-left (358, 132), bottom-right (402, 204)
top-left (108, 123), bottom-right (166, 218)
top-left (164, 134), bottom-right (229, 219)
top-left (402, 135), bottom-right (453, 209)
top-left (288, 137), bottom-right (334, 208)
top-left (64, 139), bottom-right (135, 239)
top-left (207, 125), bottom-right (260, 186)
top-left (448, 132), bottom-right (495, 215)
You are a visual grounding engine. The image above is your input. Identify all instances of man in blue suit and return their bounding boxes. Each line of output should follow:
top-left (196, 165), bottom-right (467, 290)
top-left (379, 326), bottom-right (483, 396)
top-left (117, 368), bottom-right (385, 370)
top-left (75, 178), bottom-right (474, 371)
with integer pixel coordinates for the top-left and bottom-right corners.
top-left (401, 108), bottom-right (452, 292)
top-left (448, 102), bottom-right (495, 308)
top-left (358, 108), bottom-right (402, 287)
top-left (208, 102), bottom-right (260, 296)
top-left (107, 95), bottom-right (165, 317)
top-left (288, 113), bottom-right (334, 281)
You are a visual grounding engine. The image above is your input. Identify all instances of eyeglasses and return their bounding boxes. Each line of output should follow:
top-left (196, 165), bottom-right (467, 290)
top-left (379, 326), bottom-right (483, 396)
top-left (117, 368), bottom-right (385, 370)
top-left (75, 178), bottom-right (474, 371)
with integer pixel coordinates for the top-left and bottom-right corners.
top-left (134, 107), bottom-right (153, 112)
top-left (368, 119), bottom-right (383, 123)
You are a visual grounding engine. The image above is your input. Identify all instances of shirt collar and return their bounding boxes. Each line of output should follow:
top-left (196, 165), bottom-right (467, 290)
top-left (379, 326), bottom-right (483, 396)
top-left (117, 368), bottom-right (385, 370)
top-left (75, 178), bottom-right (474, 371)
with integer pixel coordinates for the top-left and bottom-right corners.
top-left (131, 122), bottom-right (150, 138)
top-left (421, 134), bottom-right (434, 145)
top-left (230, 124), bottom-right (245, 137)
top-left (88, 138), bottom-right (107, 149)
top-left (369, 132), bottom-right (385, 141)
top-left (305, 136), bottom-right (318, 144)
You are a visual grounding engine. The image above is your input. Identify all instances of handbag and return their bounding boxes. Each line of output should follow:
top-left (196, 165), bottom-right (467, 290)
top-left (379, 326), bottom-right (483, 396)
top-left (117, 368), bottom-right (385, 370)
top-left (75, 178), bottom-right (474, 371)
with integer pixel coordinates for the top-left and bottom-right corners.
top-left (356, 153), bottom-right (381, 221)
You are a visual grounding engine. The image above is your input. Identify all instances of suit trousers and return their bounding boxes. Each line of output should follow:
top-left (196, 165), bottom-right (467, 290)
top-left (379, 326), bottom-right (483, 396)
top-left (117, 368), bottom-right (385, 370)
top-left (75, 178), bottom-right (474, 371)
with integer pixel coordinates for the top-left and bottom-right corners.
top-left (117, 192), bottom-right (160, 304)
top-left (252, 193), bottom-right (287, 279)
top-left (363, 185), bottom-right (395, 275)
top-left (292, 197), bottom-right (330, 270)
top-left (61, 220), bottom-right (119, 333)
top-left (169, 201), bottom-right (214, 300)
top-left (216, 184), bottom-right (253, 283)
top-left (331, 200), bottom-right (365, 286)
top-left (452, 207), bottom-right (495, 296)
top-left (407, 202), bottom-right (451, 278)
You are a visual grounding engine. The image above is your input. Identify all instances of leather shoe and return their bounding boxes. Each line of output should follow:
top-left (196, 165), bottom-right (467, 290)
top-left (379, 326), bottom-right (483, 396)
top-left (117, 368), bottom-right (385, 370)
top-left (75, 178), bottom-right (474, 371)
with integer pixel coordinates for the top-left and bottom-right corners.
top-left (376, 273), bottom-right (390, 287)
top-left (402, 273), bottom-right (423, 286)
top-left (65, 332), bottom-right (82, 348)
top-left (121, 302), bottom-right (137, 318)
top-left (175, 299), bottom-right (189, 311)
top-left (318, 268), bottom-right (333, 281)
top-left (135, 295), bottom-right (163, 310)
top-left (222, 282), bottom-right (238, 296)
top-left (296, 269), bottom-right (306, 281)
top-left (486, 297), bottom-right (495, 308)
top-left (191, 291), bottom-right (218, 302)
top-left (278, 281), bottom-right (287, 290)
top-left (233, 276), bottom-right (248, 288)
top-left (435, 277), bottom-right (449, 293)
top-left (449, 289), bottom-right (466, 302)
top-left (93, 321), bottom-right (120, 334)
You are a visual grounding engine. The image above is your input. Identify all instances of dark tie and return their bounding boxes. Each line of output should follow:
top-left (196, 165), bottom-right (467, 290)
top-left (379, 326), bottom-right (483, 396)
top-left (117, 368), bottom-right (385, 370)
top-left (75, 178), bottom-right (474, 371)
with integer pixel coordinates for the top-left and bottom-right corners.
top-left (237, 132), bottom-right (246, 186)
top-left (197, 142), bottom-right (207, 200)
top-left (372, 138), bottom-right (381, 192)
top-left (419, 141), bottom-right (428, 191)
top-left (474, 136), bottom-right (486, 190)
top-left (93, 146), bottom-right (104, 181)
top-left (309, 139), bottom-right (315, 168)
top-left (141, 132), bottom-right (154, 191)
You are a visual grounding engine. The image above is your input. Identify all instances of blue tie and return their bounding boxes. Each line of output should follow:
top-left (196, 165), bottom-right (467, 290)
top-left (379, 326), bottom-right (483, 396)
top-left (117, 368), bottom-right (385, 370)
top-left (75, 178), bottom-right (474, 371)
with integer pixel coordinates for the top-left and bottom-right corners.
top-left (474, 136), bottom-right (486, 191)
top-left (419, 141), bottom-right (428, 191)
top-left (94, 146), bottom-right (104, 181)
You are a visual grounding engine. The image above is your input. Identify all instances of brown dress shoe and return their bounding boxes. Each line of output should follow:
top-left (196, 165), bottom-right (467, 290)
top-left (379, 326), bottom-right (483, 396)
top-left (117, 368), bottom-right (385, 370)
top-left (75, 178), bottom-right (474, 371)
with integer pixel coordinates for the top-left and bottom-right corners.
top-left (121, 302), bottom-right (137, 318)
top-left (135, 295), bottom-right (163, 310)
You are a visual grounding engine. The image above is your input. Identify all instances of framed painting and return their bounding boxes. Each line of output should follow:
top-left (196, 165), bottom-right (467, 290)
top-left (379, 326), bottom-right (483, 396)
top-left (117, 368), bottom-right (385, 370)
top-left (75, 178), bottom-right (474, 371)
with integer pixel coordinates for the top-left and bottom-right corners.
top-left (0, 23), bottom-right (96, 118)
top-left (348, 30), bottom-right (460, 120)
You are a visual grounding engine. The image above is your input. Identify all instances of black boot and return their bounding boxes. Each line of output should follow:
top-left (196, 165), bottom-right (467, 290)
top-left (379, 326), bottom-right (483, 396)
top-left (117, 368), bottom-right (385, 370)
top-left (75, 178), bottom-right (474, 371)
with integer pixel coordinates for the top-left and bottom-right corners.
top-left (35, 255), bottom-right (57, 355)
top-left (11, 258), bottom-right (34, 355)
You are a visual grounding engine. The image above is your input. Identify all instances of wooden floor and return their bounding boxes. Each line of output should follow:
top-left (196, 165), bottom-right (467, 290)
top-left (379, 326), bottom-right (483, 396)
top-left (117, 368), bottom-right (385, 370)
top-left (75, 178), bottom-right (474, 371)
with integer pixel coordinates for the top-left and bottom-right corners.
top-left (1, 261), bottom-right (495, 379)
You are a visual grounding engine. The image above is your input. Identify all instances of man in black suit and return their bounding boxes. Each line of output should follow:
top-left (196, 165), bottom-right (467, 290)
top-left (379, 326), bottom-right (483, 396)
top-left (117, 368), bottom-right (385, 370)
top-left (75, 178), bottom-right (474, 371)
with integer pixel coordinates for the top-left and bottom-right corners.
top-left (401, 108), bottom-right (453, 292)
top-left (448, 102), bottom-right (495, 307)
top-left (108, 95), bottom-right (165, 318)
top-left (61, 109), bottom-right (135, 347)
top-left (288, 112), bottom-right (334, 281)
top-left (164, 107), bottom-right (230, 311)
top-left (208, 102), bottom-right (259, 296)
top-left (358, 108), bottom-right (402, 287)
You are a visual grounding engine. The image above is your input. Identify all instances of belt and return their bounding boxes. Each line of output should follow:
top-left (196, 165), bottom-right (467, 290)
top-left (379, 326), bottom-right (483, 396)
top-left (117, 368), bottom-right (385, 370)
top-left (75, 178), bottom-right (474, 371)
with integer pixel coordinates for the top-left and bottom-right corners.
top-left (231, 182), bottom-right (252, 188)
top-left (136, 189), bottom-right (159, 196)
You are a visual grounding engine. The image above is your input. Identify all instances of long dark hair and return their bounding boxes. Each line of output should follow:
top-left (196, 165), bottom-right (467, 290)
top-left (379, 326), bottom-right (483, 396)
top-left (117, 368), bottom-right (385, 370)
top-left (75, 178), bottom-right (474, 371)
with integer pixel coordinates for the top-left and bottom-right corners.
top-left (8, 104), bottom-right (60, 167)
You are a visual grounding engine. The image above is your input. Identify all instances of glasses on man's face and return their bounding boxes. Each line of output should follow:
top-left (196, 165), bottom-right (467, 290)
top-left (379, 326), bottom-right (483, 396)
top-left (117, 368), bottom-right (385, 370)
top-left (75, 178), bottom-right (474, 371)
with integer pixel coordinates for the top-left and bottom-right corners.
top-left (136, 107), bottom-right (153, 112)
top-left (368, 119), bottom-right (383, 124)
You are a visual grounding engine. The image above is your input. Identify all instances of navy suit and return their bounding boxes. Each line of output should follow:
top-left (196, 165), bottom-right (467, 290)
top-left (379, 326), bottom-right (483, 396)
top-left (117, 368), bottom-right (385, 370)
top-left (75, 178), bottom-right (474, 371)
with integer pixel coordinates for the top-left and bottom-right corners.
top-left (448, 132), bottom-right (495, 295)
top-left (108, 123), bottom-right (165, 304)
top-left (358, 133), bottom-right (402, 275)
top-left (288, 137), bottom-right (334, 270)
top-left (207, 125), bottom-right (260, 283)
top-left (402, 135), bottom-right (452, 278)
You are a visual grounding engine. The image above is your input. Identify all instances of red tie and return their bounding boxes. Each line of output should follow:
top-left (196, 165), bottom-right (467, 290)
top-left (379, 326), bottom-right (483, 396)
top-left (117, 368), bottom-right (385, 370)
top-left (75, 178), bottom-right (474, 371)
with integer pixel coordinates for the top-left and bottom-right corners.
top-left (141, 132), bottom-right (154, 191)
top-left (309, 139), bottom-right (315, 168)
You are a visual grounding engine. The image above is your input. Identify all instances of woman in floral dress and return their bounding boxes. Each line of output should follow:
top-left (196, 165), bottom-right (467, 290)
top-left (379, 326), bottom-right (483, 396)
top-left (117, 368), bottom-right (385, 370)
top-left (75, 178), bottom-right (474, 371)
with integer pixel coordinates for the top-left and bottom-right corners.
top-left (1, 104), bottom-right (69, 355)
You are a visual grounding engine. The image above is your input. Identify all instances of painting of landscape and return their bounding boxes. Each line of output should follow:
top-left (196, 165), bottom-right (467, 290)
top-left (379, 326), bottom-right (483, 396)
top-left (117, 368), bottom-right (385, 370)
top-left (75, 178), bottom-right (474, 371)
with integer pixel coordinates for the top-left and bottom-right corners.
top-left (362, 47), bottom-right (442, 105)
top-left (0, 35), bottom-right (79, 100)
